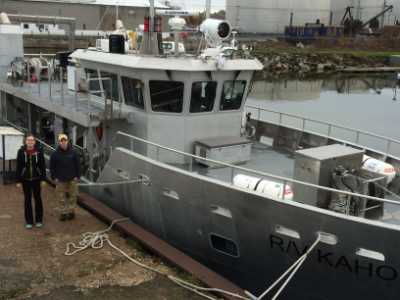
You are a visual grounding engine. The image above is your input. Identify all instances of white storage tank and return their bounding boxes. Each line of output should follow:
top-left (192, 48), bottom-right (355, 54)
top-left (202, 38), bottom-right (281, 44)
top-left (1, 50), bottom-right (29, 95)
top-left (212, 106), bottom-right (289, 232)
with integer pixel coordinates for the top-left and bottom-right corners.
top-left (226, 0), bottom-right (331, 34)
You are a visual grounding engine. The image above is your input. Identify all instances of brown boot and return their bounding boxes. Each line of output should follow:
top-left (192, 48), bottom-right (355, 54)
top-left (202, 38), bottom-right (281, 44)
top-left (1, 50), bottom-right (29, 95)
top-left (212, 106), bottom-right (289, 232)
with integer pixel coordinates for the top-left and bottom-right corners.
top-left (67, 212), bottom-right (75, 220)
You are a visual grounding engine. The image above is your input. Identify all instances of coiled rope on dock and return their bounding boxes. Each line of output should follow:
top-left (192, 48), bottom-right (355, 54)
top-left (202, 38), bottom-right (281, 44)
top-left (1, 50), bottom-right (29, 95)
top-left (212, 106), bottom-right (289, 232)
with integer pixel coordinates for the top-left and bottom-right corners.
top-left (65, 218), bottom-right (249, 300)
top-left (65, 218), bottom-right (322, 300)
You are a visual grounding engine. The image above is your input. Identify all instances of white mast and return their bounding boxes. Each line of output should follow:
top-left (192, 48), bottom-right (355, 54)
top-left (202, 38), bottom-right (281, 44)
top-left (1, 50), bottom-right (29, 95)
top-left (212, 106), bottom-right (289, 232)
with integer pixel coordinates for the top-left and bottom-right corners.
top-left (140, 0), bottom-right (159, 55)
top-left (116, 2), bottom-right (119, 21)
top-left (206, 0), bottom-right (211, 19)
top-left (150, 0), bottom-right (155, 31)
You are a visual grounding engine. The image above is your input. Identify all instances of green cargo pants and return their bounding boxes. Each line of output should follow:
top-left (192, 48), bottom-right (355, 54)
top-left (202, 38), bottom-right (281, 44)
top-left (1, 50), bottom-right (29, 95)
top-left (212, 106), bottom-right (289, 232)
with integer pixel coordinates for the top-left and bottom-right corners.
top-left (56, 180), bottom-right (78, 215)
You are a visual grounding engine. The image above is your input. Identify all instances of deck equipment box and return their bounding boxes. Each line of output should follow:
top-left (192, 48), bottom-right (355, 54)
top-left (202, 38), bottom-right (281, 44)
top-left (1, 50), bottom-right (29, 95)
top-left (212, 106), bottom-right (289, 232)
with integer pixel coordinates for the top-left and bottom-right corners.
top-left (293, 144), bottom-right (364, 208)
top-left (194, 136), bottom-right (252, 168)
top-left (0, 126), bottom-right (24, 160)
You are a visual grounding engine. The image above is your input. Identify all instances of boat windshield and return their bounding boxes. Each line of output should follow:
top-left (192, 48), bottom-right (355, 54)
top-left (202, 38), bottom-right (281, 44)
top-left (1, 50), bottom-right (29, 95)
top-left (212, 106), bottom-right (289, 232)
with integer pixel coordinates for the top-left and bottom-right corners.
top-left (190, 81), bottom-right (217, 113)
top-left (150, 80), bottom-right (184, 113)
top-left (220, 80), bottom-right (246, 111)
top-left (121, 77), bottom-right (145, 109)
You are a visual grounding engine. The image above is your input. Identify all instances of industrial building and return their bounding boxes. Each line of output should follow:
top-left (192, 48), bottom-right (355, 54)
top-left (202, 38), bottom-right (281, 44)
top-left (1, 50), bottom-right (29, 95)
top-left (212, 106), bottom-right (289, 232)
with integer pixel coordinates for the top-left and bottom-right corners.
top-left (226, 0), bottom-right (400, 34)
top-left (0, 0), bottom-right (169, 31)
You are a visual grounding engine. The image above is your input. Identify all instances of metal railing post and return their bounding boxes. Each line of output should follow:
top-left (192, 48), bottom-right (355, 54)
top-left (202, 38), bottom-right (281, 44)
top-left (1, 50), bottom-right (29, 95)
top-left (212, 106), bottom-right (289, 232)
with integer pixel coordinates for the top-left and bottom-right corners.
top-left (48, 66), bottom-right (52, 101)
top-left (230, 167), bottom-right (235, 184)
top-left (110, 80), bottom-right (113, 119)
top-left (60, 67), bottom-right (64, 103)
top-left (257, 107), bottom-right (261, 121)
top-left (74, 68), bottom-right (78, 110)
top-left (386, 140), bottom-right (392, 157)
top-left (130, 139), bottom-right (134, 151)
top-left (327, 124), bottom-right (332, 137)
top-left (302, 119), bottom-right (306, 131)
top-left (27, 63), bottom-right (30, 85)
top-left (189, 157), bottom-right (193, 172)
top-left (87, 91), bottom-right (91, 113)
top-left (279, 113), bottom-right (283, 125)
top-left (282, 181), bottom-right (287, 200)
top-left (355, 131), bottom-right (360, 144)
top-left (38, 71), bottom-right (41, 95)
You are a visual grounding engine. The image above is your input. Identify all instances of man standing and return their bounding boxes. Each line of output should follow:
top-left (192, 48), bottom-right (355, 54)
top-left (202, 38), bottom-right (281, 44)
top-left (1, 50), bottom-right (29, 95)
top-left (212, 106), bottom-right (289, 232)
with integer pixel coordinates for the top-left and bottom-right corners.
top-left (16, 134), bottom-right (46, 229)
top-left (50, 134), bottom-right (80, 221)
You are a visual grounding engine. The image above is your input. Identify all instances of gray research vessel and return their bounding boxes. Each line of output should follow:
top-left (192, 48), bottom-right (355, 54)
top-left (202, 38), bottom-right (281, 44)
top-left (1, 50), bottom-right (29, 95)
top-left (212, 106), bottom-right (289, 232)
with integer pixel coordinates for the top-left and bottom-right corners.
top-left (1, 10), bottom-right (400, 300)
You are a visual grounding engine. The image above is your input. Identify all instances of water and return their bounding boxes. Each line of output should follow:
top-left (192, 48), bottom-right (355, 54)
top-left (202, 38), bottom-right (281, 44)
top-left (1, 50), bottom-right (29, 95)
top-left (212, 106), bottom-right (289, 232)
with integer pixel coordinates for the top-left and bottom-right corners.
top-left (247, 74), bottom-right (400, 157)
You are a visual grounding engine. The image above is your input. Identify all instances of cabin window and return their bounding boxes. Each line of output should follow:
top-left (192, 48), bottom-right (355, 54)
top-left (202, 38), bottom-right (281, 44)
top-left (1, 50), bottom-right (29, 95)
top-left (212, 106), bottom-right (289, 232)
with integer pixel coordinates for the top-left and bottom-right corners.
top-left (210, 233), bottom-right (239, 257)
top-left (150, 81), bottom-right (184, 113)
top-left (220, 80), bottom-right (247, 111)
top-left (85, 69), bottom-right (102, 97)
top-left (190, 81), bottom-right (217, 113)
top-left (100, 71), bottom-right (120, 102)
top-left (121, 77), bottom-right (145, 109)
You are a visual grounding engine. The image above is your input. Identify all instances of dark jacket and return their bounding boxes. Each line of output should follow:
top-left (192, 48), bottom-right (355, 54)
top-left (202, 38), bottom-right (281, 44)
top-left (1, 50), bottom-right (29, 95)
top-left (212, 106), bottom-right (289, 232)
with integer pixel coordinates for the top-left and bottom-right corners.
top-left (50, 146), bottom-right (80, 182)
top-left (16, 145), bottom-right (46, 182)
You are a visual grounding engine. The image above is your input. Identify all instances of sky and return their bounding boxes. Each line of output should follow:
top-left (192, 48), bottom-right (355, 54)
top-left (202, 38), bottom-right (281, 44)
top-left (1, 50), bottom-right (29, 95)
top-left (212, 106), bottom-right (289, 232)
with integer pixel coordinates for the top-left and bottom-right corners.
top-left (169, 0), bottom-right (226, 11)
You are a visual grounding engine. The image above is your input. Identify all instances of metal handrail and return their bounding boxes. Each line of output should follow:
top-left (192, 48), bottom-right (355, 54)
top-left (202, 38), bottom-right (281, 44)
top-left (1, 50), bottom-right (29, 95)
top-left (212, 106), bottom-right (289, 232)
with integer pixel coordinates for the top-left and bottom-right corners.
top-left (3, 120), bottom-right (55, 151)
top-left (245, 105), bottom-right (400, 158)
top-left (116, 131), bottom-right (400, 207)
top-left (24, 54), bottom-right (57, 57)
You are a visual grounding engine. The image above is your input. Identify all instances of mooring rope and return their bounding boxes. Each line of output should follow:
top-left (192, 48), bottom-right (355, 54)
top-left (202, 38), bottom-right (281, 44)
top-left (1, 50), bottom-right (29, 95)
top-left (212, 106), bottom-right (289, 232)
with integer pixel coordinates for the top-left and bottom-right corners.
top-left (65, 218), bottom-right (250, 300)
top-left (245, 234), bottom-right (322, 300)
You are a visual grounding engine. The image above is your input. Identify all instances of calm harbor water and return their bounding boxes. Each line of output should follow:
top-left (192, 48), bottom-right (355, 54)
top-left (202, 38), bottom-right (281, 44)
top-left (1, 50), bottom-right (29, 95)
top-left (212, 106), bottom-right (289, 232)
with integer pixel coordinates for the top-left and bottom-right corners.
top-left (246, 74), bottom-right (400, 157)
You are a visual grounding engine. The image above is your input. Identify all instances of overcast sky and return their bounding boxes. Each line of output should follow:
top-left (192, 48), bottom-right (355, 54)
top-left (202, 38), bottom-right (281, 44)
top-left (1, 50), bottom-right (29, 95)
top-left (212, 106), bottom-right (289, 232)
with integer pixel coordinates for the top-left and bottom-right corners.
top-left (169, 0), bottom-right (226, 11)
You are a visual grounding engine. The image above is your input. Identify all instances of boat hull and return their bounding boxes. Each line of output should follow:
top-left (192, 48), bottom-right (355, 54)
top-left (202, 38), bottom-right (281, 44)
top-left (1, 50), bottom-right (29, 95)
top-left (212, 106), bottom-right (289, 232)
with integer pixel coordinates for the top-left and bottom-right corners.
top-left (82, 147), bottom-right (400, 299)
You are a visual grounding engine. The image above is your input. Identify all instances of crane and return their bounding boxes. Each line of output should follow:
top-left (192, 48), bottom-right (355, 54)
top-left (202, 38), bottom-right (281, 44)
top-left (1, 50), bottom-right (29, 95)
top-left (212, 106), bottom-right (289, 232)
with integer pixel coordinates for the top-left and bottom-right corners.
top-left (361, 5), bottom-right (394, 29)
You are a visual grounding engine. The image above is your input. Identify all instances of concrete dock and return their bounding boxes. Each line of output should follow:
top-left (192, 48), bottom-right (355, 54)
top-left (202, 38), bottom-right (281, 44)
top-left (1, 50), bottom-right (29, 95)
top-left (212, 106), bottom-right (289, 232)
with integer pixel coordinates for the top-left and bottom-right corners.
top-left (0, 184), bottom-right (207, 300)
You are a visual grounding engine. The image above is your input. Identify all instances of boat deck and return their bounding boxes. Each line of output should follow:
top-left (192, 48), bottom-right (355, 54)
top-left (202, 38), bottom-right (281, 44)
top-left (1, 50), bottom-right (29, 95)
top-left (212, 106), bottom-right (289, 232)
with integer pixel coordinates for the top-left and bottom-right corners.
top-left (0, 79), bottom-right (123, 127)
top-left (198, 143), bottom-right (295, 182)
top-left (188, 142), bottom-right (400, 227)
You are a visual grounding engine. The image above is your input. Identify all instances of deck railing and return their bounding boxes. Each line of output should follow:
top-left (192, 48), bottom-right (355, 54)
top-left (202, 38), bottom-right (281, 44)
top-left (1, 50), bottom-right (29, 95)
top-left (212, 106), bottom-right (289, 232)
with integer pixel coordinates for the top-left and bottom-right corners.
top-left (3, 54), bottom-right (120, 121)
top-left (115, 131), bottom-right (400, 211)
top-left (245, 105), bottom-right (400, 160)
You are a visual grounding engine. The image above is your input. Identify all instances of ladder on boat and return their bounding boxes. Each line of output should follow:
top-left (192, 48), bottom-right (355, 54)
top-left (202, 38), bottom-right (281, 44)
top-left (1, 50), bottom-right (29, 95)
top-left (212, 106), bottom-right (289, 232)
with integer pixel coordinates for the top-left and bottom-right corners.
top-left (86, 75), bottom-right (114, 120)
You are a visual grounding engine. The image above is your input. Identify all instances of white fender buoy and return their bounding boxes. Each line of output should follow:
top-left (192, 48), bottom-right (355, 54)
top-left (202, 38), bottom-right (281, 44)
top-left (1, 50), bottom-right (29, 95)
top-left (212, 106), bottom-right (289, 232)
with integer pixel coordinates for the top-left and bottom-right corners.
top-left (233, 174), bottom-right (293, 201)
top-left (362, 155), bottom-right (397, 184)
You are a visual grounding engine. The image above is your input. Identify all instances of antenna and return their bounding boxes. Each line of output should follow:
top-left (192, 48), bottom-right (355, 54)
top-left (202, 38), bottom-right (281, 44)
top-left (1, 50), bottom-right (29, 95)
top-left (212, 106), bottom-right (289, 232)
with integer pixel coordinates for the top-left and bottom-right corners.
top-left (116, 1), bottom-right (119, 22)
top-left (206, 0), bottom-right (211, 19)
top-left (140, 0), bottom-right (159, 55)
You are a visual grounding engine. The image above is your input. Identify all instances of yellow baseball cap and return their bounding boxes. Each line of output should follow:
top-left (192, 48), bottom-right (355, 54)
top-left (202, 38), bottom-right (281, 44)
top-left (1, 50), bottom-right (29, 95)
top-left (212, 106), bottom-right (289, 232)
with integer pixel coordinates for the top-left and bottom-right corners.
top-left (58, 134), bottom-right (68, 142)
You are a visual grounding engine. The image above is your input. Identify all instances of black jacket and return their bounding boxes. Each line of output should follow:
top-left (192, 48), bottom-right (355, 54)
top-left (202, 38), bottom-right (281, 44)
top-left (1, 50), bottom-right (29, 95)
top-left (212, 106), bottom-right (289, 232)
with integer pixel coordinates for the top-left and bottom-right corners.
top-left (50, 146), bottom-right (81, 182)
top-left (16, 145), bottom-right (46, 182)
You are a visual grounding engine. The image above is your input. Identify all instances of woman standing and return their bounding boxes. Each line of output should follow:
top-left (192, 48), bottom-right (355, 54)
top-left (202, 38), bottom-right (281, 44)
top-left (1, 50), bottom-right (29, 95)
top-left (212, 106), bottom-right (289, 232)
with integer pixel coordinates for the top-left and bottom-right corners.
top-left (16, 134), bottom-right (46, 229)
